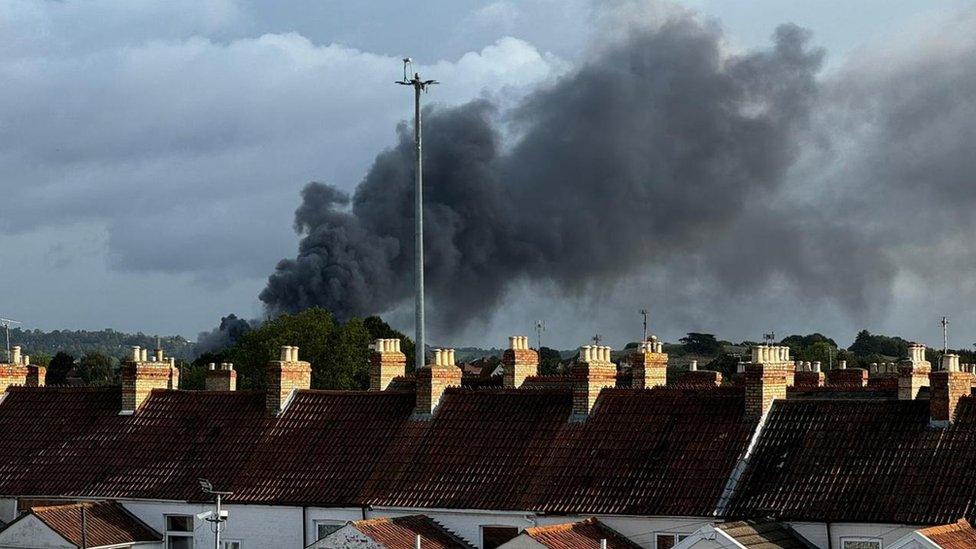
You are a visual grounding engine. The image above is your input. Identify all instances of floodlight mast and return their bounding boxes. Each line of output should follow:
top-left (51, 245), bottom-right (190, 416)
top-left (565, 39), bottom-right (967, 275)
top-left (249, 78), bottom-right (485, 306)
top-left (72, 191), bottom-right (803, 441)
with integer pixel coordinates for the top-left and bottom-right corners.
top-left (198, 479), bottom-right (232, 549)
top-left (396, 58), bottom-right (437, 372)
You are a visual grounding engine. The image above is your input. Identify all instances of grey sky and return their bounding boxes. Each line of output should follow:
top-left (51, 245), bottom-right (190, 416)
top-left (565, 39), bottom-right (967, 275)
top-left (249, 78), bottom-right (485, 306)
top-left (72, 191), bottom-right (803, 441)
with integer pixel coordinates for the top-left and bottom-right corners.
top-left (1, 0), bottom-right (974, 350)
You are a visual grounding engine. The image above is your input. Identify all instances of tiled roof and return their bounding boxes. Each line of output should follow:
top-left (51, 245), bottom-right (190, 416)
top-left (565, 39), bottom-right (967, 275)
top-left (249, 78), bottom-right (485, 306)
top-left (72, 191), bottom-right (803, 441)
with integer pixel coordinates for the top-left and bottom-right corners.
top-left (716, 520), bottom-right (809, 548)
top-left (726, 396), bottom-right (976, 524)
top-left (0, 384), bottom-right (753, 515)
top-left (918, 518), bottom-right (976, 548)
top-left (27, 500), bottom-right (161, 547)
top-left (520, 518), bottom-right (641, 548)
top-left (352, 515), bottom-right (472, 548)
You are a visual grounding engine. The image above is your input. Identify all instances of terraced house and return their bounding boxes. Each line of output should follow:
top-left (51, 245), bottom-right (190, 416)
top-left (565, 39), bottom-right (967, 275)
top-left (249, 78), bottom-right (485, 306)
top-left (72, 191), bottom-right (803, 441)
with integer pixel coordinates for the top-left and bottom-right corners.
top-left (1, 337), bottom-right (976, 549)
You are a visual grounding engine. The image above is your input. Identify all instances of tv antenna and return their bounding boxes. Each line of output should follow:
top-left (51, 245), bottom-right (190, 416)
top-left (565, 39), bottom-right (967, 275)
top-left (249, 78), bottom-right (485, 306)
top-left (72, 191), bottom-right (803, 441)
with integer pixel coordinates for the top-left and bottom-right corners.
top-left (592, 333), bottom-right (602, 345)
top-left (763, 332), bottom-right (776, 345)
top-left (640, 309), bottom-right (648, 343)
top-left (941, 316), bottom-right (950, 355)
top-left (396, 57), bottom-right (438, 372)
top-left (1, 317), bottom-right (21, 363)
top-left (535, 320), bottom-right (547, 350)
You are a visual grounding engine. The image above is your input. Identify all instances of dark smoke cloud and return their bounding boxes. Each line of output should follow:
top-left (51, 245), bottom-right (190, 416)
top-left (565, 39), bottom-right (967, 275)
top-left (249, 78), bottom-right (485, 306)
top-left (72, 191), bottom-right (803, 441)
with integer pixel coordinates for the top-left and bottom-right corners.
top-left (260, 12), bottom-right (860, 334)
top-left (195, 314), bottom-right (256, 355)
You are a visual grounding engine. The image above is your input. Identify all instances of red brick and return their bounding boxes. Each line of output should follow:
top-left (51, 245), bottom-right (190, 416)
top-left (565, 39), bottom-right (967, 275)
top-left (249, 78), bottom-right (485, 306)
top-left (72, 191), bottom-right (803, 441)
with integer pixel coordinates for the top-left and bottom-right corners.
top-left (930, 370), bottom-right (972, 423)
top-left (370, 350), bottom-right (406, 391)
top-left (501, 348), bottom-right (538, 388)
top-left (414, 364), bottom-right (461, 415)
top-left (630, 351), bottom-right (667, 389)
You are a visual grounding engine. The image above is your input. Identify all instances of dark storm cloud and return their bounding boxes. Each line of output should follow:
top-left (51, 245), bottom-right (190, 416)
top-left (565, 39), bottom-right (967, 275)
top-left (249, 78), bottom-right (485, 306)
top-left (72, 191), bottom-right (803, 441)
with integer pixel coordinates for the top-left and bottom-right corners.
top-left (261, 15), bottom-right (896, 333)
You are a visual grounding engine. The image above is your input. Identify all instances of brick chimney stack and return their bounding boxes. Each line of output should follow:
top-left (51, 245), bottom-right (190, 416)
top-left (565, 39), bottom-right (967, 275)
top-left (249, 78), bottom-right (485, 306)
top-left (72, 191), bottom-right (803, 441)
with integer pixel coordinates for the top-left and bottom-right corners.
top-left (929, 354), bottom-right (972, 426)
top-left (573, 344), bottom-right (616, 419)
top-left (121, 346), bottom-right (180, 414)
top-left (631, 336), bottom-right (667, 389)
top-left (898, 343), bottom-right (931, 400)
top-left (206, 362), bottom-right (237, 391)
top-left (369, 338), bottom-right (406, 391)
top-left (794, 360), bottom-right (825, 389)
top-left (502, 336), bottom-right (538, 389)
top-left (266, 346), bottom-right (311, 415)
top-left (744, 345), bottom-right (791, 421)
top-left (415, 348), bottom-right (461, 416)
top-left (1, 346), bottom-right (29, 393)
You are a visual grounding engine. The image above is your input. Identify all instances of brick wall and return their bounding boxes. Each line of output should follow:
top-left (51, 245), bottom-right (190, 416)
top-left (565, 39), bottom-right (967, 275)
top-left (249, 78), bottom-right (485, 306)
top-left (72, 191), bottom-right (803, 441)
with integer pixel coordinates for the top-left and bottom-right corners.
top-left (825, 368), bottom-right (868, 388)
top-left (121, 361), bottom-right (180, 412)
top-left (0, 364), bottom-right (28, 393)
top-left (572, 361), bottom-right (617, 417)
top-left (266, 360), bottom-right (312, 415)
top-left (630, 351), bottom-right (667, 389)
top-left (25, 365), bottom-right (46, 387)
top-left (929, 370), bottom-right (972, 423)
top-left (415, 364), bottom-right (461, 415)
top-left (675, 370), bottom-right (722, 387)
top-left (370, 351), bottom-right (406, 391)
top-left (205, 367), bottom-right (237, 392)
top-left (898, 361), bottom-right (931, 400)
top-left (744, 363), bottom-right (789, 421)
top-left (793, 371), bottom-right (825, 389)
top-left (502, 348), bottom-right (538, 389)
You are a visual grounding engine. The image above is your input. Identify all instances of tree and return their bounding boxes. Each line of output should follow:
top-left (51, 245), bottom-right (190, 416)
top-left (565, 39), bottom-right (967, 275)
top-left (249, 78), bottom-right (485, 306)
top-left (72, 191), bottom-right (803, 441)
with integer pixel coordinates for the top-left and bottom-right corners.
top-left (46, 351), bottom-right (75, 385)
top-left (538, 347), bottom-right (563, 376)
top-left (848, 330), bottom-right (910, 358)
top-left (679, 333), bottom-right (721, 356)
top-left (363, 316), bottom-right (416, 371)
top-left (77, 352), bottom-right (115, 385)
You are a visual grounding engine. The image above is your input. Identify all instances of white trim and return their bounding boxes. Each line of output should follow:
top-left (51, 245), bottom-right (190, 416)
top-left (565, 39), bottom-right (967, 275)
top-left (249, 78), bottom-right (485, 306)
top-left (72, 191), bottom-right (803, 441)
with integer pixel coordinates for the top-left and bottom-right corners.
top-left (713, 400), bottom-right (775, 517)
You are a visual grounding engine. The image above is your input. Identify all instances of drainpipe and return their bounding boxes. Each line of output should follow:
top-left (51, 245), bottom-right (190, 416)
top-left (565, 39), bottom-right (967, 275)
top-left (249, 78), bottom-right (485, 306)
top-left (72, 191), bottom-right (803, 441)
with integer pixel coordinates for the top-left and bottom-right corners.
top-left (302, 506), bottom-right (308, 548)
top-left (827, 522), bottom-right (833, 549)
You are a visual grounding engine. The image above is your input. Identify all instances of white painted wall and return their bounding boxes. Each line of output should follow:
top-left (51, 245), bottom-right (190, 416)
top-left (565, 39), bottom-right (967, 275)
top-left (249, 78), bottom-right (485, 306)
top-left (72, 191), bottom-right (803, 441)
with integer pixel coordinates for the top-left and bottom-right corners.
top-left (788, 522), bottom-right (918, 549)
top-left (305, 506), bottom-right (713, 549)
top-left (306, 524), bottom-right (378, 548)
top-left (121, 500), bottom-right (303, 549)
top-left (0, 499), bottom-right (17, 524)
top-left (0, 514), bottom-right (74, 549)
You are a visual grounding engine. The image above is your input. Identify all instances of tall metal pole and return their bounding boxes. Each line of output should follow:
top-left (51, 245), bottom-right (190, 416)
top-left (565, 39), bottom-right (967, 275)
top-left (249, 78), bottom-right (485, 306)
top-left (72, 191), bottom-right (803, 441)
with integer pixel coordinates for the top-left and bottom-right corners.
top-left (214, 493), bottom-right (221, 549)
top-left (397, 59), bottom-right (437, 372)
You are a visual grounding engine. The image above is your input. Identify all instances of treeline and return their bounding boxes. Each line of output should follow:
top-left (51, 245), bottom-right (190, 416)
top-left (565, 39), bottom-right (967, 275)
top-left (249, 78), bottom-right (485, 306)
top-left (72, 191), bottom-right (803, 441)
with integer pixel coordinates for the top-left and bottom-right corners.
top-left (7, 328), bottom-right (193, 362)
top-left (183, 308), bottom-right (413, 390)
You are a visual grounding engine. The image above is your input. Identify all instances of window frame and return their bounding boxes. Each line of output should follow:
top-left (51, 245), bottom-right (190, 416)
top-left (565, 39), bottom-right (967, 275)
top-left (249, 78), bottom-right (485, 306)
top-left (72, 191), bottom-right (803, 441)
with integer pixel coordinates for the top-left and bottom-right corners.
top-left (840, 537), bottom-right (883, 549)
top-left (480, 524), bottom-right (520, 549)
top-left (163, 514), bottom-right (194, 549)
top-left (313, 519), bottom-right (345, 541)
top-left (654, 532), bottom-right (690, 549)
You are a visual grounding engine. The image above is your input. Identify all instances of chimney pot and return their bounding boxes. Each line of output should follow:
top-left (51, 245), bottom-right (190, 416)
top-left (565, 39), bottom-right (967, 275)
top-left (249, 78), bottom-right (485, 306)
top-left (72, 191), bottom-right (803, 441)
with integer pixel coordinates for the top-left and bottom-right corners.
top-left (689, 360), bottom-right (698, 371)
top-left (10, 346), bottom-right (21, 365)
top-left (140, 348), bottom-right (148, 362)
top-left (573, 342), bottom-right (617, 418)
top-left (503, 335), bottom-right (539, 389)
top-left (131, 346), bottom-right (141, 361)
top-left (208, 363), bottom-right (216, 371)
top-left (369, 338), bottom-right (406, 391)
top-left (744, 345), bottom-right (789, 420)
top-left (122, 346), bottom-right (180, 413)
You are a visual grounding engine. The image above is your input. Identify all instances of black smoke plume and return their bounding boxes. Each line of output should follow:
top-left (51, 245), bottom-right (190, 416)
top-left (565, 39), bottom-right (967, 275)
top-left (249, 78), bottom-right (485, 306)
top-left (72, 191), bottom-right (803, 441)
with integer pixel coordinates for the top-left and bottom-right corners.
top-left (259, 11), bottom-right (903, 335)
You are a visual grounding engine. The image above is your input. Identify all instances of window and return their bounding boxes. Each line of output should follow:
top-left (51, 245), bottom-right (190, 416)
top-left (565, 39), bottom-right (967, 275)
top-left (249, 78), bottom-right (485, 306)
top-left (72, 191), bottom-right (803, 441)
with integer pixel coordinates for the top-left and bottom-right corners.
top-left (222, 541), bottom-right (242, 549)
top-left (165, 515), bottom-right (194, 549)
top-left (481, 525), bottom-right (519, 549)
top-left (655, 533), bottom-right (690, 549)
top-left (314, 520), bottom-right (344, 540)
top-left (841, 538), bottom-right (881, 549)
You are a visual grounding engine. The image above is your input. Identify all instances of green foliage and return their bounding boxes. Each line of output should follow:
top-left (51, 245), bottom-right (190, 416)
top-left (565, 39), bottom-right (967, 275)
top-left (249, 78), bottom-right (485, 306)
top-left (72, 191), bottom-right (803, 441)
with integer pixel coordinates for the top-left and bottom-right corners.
top-left (363, 316), bottom-right (416, 370)
top-left (46, 351), bottom-right (75, 386)
top-left (705, 353), bottom-right (741, 379)
top-left (223, 309), bottom-right (413, 391)
top-left (848, 330), bottom-right (911, 358)
top-left (7, 327), bottom-right (192, 361)
top-left (538, 346), bottom-right (563, 376)
top-left (679, 333), bottom-right (721, 356)
top-left (178, 359), bottom-right (206, 390)
top-left (77, 352), bottom-right (116, 385)
top-left (781, 333), bottom-right (837, 352)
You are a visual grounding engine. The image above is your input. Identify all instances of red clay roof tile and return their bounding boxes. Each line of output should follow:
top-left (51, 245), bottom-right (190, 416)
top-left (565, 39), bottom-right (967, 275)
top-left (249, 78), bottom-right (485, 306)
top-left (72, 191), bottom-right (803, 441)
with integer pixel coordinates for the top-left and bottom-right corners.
top-left (521, 518), bottom-right (641, 548)
top-left (25, 500), bottom-right (161, 547)
top-left (352, 515), bottom-right (472, 548)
